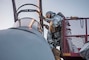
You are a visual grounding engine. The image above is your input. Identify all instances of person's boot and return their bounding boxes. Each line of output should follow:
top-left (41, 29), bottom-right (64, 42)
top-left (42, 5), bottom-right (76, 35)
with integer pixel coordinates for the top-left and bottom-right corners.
top-left (52, 48), bottom-right (61, 60)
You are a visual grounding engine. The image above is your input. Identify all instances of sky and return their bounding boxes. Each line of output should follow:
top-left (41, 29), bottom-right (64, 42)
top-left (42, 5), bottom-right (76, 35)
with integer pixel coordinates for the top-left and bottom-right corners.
top-left (0, 0), bottom-right (89, 38)
top-left (0, 0), bottom-right (89, 29)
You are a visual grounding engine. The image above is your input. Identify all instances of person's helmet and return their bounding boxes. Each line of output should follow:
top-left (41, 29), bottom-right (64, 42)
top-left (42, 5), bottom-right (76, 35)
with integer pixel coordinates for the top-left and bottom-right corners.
top-left (46, 11), bottom-right (56, 18)
top-left (57, 12), bottom-right (65, 18)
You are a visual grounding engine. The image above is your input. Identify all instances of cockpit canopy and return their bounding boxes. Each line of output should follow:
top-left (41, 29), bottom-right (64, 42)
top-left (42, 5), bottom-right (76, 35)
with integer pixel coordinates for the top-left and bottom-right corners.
top-left (14, 17), bottom-right (42, 32)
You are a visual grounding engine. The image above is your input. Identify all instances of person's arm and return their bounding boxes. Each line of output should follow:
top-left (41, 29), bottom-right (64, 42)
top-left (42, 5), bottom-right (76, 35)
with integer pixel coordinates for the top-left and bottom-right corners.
top-left (43, 24), bottom-right (49, 30)
top-left (45, 18), bottom-right (53, 23)
top-left (42, 14), bottom-right (54, 23)
top-left (49, 21), bottom-right (53, 32)
top-left (43, 17), bottom-right (54, 23)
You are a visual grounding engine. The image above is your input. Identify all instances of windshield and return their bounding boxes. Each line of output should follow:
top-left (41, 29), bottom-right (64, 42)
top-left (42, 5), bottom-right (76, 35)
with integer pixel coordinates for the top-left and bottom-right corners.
top-left (14, 18), bottom-right (40, 30)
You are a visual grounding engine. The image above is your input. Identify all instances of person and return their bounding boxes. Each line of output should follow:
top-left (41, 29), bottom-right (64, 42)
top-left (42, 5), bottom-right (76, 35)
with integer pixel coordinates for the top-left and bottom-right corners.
top-left (44, 11), bottom-right (64, 48)
top-left (43, 11), bottom-right (64, 60)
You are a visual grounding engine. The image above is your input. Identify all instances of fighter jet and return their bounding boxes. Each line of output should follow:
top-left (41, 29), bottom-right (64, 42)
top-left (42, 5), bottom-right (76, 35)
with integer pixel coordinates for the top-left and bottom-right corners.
top-left (0, 0), bottom-right (55, 60)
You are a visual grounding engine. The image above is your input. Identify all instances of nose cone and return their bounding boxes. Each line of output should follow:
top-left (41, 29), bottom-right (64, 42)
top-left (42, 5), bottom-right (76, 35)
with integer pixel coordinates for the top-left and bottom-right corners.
top-left (0, 27), bottom-right (55, 60)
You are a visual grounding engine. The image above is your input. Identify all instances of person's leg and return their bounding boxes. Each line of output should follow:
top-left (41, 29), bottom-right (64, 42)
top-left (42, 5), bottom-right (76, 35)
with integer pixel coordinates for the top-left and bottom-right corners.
top-left (47, 31), bottom-right (54, 48)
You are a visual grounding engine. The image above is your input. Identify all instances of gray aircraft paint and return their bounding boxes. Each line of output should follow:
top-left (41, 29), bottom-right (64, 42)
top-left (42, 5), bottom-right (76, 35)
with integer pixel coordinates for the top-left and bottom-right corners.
top-left (0, 27), bottom-right (55, 60)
